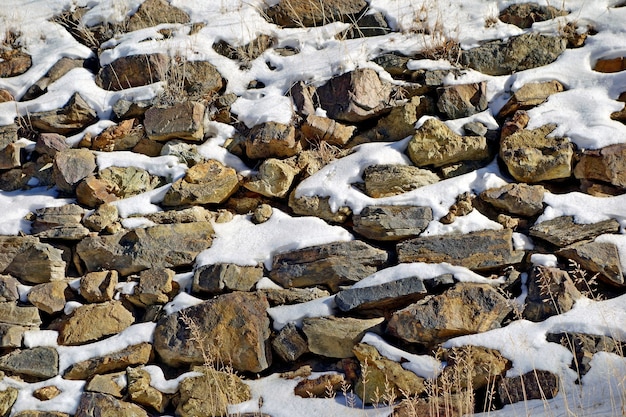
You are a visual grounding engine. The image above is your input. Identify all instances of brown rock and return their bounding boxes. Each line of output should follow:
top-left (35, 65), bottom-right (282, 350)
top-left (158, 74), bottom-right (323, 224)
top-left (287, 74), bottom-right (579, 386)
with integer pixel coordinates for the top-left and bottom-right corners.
top-left (302, 316), bottom-right (384, 358)
top-left (164, 160), bottom-right (239, 206)
top-left (288, 192), bottom-right (352, 223)
top-left (437, 82), bottom-right (488, 119)
top-left (0, 303), bottom-right (41, 327)
top-left (27, 281), bottom-right (70, 315)
top-left (85, 372), bottom-right (125, 398)
top-left (57, 300), bottom-right (134, 345)
top-left (53, 148), bottom-right (97, 193)
top-left (294, 374), bottom-right (345, 398)
top-left (0, 275), bottom-right (20, 302)
top-left (30, 93), bottom-right (98, 135)
top-left (244, 158), bottom-right (299, 198)
top-left (64, 343), bottom-right (153, 380)
top-left (594, 57), bottom-right (626, 73)
top-left (0, 143), bottom-right (21, 169)
top-left (289, 81), bottom-right (317, 116)
top-left (74, 392), bottom-right (148, 417)
top-left (181, 60), bottom-right (224, 97)
top-left (498, 80), bottom-right (564, 119)
top-left (82, 204), bottom-right (119, 232)
top-left (266, 0), bottom-right (367, 27)
top-left (14, 411), bottom-right (69, 417)
top-left (353, 205), bottom-right (432, 241)
top-left (76, 175), bottom-right (118, 208)
top-left (501, 110), bottom-right (530, 139)
top-left (133, 267), bottom-right (174, 305)
top-left (574, 143), bottom-right (626, 188)
top-left (498, 370), bottom-right (559, 405)
top-left (23, 57), bottom-right (84, 100)
top-left (80, 270), bottom-right (118, 303)
top-left (192, 263), bottom-right (262, 295)
top-left (0, 50), bottom-right (32, 77)
top-left (144, 101), bottom-right (205, 142)
top-left (557, 241), bottom-right (624, 287)
top-left (91, 119), bottom-right (143, 152)
top-left (32, 385), bottom-right (62, 401)
top-left (440, 345), bottom-right (510, 391)
top-left (363, 164), bottom-right (439, 198)
top-left (245, 122), bottom-right (300, 159)
top-left (31, 204), bottom-right (90, 240)
top-left (3, 240), bottom-right (66, 284)
top-left (499, 3), bottom-right (568, 28)
top-left (301, 115), bottom-right (356, 146)
top-left (0, 324), bottom-right (24, 348)
top-left (127, 0), bottom-right (190, 31)
top-left (530, 216), bottom-right (620, 247)
top-left (0, 89), bottom-right (13, 102)
top-left (523, 266), bottom-right (582, 321)
top-left (96, 53), bottom-right (168, 91)
top-left (480, 183), bottom-right (545, 216)
top-left (127, 367), bottom-right (168, 413)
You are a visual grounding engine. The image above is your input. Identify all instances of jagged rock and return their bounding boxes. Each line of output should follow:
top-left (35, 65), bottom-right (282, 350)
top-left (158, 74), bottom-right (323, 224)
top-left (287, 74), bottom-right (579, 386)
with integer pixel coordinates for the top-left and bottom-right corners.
top-left (13, 411), bottom-right (69, 417)
top-left (192, 263), bottom-right (262, 295)
top-left (397, 229), bottom-right (524, 271)
top-left (76, 222), bottom-right (213, 276)
top-left (362, 164), bottom-right (439, 198)
top-left (53, 148), bottom-right (97, 193)
top-left (260, 287), bottom-right (331, 306)
top-left (113, 98), bottom-right (157, 120)
top-left (30, 93), bottom-right (98, 135)
top-left (23, 57), bottom-right (84, 100)
top-left (289, 81), bottom-right (318, 116)
top-left (176, 367), bottom-right (251, 417)
top-left (594, 57), bottom-right (626, 73)
top-left (301, 115), bottom-right (356, 146)
top-left (272, 323), bottom-right (309, 362)
top-left (302, 316), bottom-right (384, 358)
top-left (85, 372), bottom-right (125, 398)
top-left (144, 101), bottom-right (205, 142)
top-left (523, 266), bottom-right (582, 321)
top-left (96, 53), bottom-right (168, 91)
top-left (3, 239), bottom-right (66, 284)
top-left (344, 11), bottom-right (391, 38)
top-left (154, 292), bottom-right (271, 372)
top-left (317, 68), bottom-right (392, 123)
top-left (245, 122), bottom-right (300, 159)
top-left (91, 119), bottom-right (143, 152)
top-left (353, 205), bottom-right (432, 241)
top-left (440, 192), bottom-right (474, 224)
top-left (252, 203), bottom-right (273, 224)
top-left (160, 140), bottom-right (203, 167)
top-left (27, 281), bottom-right (70, 315)
top-left (557, 241), bottom-right (624, 287)
top-left (437, 82), bottom-right (488, 119)
top-left (181, 60), bottom-right (224, 97)
top-left (0, 275), bottom-right (19, 302)
top-left (56, 300), bottom-right (134, 345)
top-left (270, 241), bottom-right (388, 292)
top-left (0, 303), bottom-right (41, 327)
top-left (498, 80), bottom-right (565, 119)
top-left (498, 370), bottom-right (559, 405)
top-left (501, 109), bottom-right (530, 139)
top-left (127, 367), bottom-right (168, 413)
top-left (288, 192), bottom-right (352, 223)
top-left (89, 166), bottom-right (165, 204)
top-left (407, 118), bottom-right (489, 168)
top-left (353, 343), bottom-right (426, 404)
top-left (266, 0), bottom-right (367, 27)
top-left (480, 183), bottom-right (545, 217)
top-left (74, 392), bottom-right (148, 417)
top-left (0, 124), bottom-right (18, 150)
top-left (82, 204), bottom-right (119, 232)
top-left (244, 158), bottom-right (299, 198)
top-left (388, 283), bottom-right (513, 346)
top-left (0, 323), bottom-right (25, 348)
top-left (128, 267), bottom-right (174, 306)
top-left (440, 346), bottom-right (510, 391)
top-left (75, 175), bottom-right (118, 208)
top-left (127, 0), bottom-right (190, 31)
top-left (0, 49), bottom-right (31, 77)
top-left (0, 387), bottom-right (18, 417)
top-left (80, 270), bottom-right (118, 303)
top-left (31, 204), bottom-right (90, 240)
top-left (0, 347), bottom-right (58, 381)
top-left (32, 386), bottom-right (62, 401)
top-left (335, 275), bottom-right (430, 313)
top-left (500, 125), bottom-right (573, 183)
top-left (530, 216), bottom-right (620, 247)
top-left (461, 33), bottom-right (566, 76)
top-left (294, 374), bottom-right (345, 398)
top-left (574, 143), bottom-right (626, 188)
top-left (64, 343), bottom-right (152, 380)
top-left (164, 160), bottom-right (239, 206)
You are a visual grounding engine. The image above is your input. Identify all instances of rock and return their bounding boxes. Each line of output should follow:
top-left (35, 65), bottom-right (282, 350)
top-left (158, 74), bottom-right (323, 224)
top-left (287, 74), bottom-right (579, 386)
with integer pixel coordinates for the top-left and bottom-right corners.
top-left (0, 347), bottom-right (58, 381)
top-left (387, 283), bottom-right (513, 346)
top-left (176, 368), bottom-right (251, 417)
top-left (461, 33), bottom-right (566, 76)
top-left (76, 222), bottom-right (213, 276)
top-left (127, 0), bottom-right (190, 31)
top-left (480, 183), bottom-right (545, 217)
top-left (13, 412), bottom-right (69, 417)
top-left (0, 387), bottom-right (18, 417)
top-left (91, 165), bottom-right (165, 203)
top-left (302, 316), bottom-right (384, 358)
top-left (498, 370), bottom-right (559, 405)
top-left (0, 143), bottom-right (21, 170)
top-left (593, 57), bottom-right (626, 73)
top-left (82, 204), bottom-right (119, 232)
top-left (192, 263), bottom-right (262, 295)
top-left (160, 140), bottom-right (203, 167)
top-left (288, 192), bottom-right (352, 223)
top-left (397, 229), bottom-right (524, 271)
top-left (126, 367), bottom-right (168, 413)
top-left (557, 241), bottom-right (624, 287)
top-left (362, 164), bottom-right (439, 198)
top-left (144, 101), bottom-right (205, 142)
top-left (294, 374), bottom-right (345, 398)
top-left (74, 392), bottom-right (148, 417)
top-left (75, 176), bottom-right (118, 208)
top-left (31, 204), bottom-right (90, 240)
top-left (0, 275), bottom-right (20, 302)
top-left (437, 82), bottom-right (488, 119)
top-left (145, 206), bottom-right (214, 224)
top-left (181, 60), bottom-right (224, 97)
top-left (289, 81), bottom-right (318, 116)
top-left (301, 115), bottom-right (356, 146)
top-left (353, 343), bottom-right (426, 404)
top-left (23, 57), bottom-right (84, 100)
top-left (252, 203), bottom-right (273, 224)
top-left (27, 281), bottom-right (70, 315)
top-left (500, 124), bottom-right (574, 183)
top-left (91, 119), bottom-right (143, 152)
top-left (335, 275), bottom-right (430, 313)
top-left (271, 323), bottom-right (309, 362)
top-left (0, 90), bottom-right (13, 102)
top-left (57, 300), bottom-right (134, 345)
top-left (132, 268), bottom-right (174, 306)
top-left (270, 241), bottom-right (388, 292)
top-left (245, 122), bottom-right (300, 159)
top-left (96, 53), bottom-right (168, 91)
top-left (574, 143), bottom-right (626, 188)
top-left (80, 271), bottom-right (118, 303)
top-left (499, 3), bottom-right (568, 28)
top-left (317, 68), bottom-right (392, 123)
top-left (440, 192), bottom-right (474, 224)
top-left (154, 292), bottom-right (272, 372)
top-left (501, 109), bottom-right (530, 139)
top-left (530, 216), bottom-right (620, 247)
top-left (344, 11), bottom-right (391, 38)
top-left (392, 392), bottom-right (471, 417)
top-left (407, 118), bottom-right (489, 168)
top-left (439, 346), bottom-right (510, 391)
top-left (85, 372), bottom-right (125, 398)
top-left (30, 93), bottom-right (98, 135)
top-left (244, 158), bottom-right (299, 198)
top-left (163, 160), bottom-right (239, 206)
top-left (112, 98), bottom-right (157, 120)
top-left (523, 266), bottom-right (582, 321)
top-left (0, 124), bottom-right (18, 150)
top-left (260, 287), bottom-right (331, 306)
top-left (64, 343), bottom-right (152, 380)
top-left (498, 80), bottom-right (565, 119)
top-left (53, 148), bottom-right (97, 193)
top-left (353, 205), bottom-right (432, 241)
top-left (0, 323), bottom-right (25, 348)
top-left (32, 386), bottom-right (62, 401)
top-left (266, 0), bottom-right (367, 27)
top-left (0, 303), bottom-right (41, 327)
top-left (3, 240), bottom-right (66, 284)
top-left (0, 50), bottom-right (31, 77)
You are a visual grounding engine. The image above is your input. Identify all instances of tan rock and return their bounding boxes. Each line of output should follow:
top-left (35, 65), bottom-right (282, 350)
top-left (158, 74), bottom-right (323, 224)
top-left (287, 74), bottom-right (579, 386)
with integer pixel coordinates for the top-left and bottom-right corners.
top-left (133, 267), bottom-right (174, 305)
top-left (0, 323), bottom-right (25, 348)
top-left (294, 374), bottom-right (345, 398)
top-left (244, 158), bottom-right (299, 198)
top-left (0, 387), bottom-right (18, 417)
top-left (498, 80), bottom-right (564, 118)
top-left (127, 0), bottom-right (190, 31)
top-left (144, 101), bottom-right (205, 142)
top-left (76, 175), bottom-right (118, 208)
top-left (31, 204), bottom-right (89, 240)
top-left (288, 192), bottom-right (352, 223)
top-left (30, 93), bottom-right (97, 135)
top-left (302, 316), bottom-right (384, 358)
top-left (363, 164), bottom-right (439, 198)
top-left (192, 263), bottom-right (262, 295)
top-left (301, 115), bottom-right (356, 146)
top-left (594, 57), bottom-right (626, 73)
top-left (57, 301), bottom-right (134, 345)
top-left (32, 385), bottom-right (62, 401)
top-left (91, 119), bottom-right (143, 152)
top-left (53, 148), bottom-right (97, 193)
top-left (0, 303), bottom-right (41, 327)
top-left (3, 240), bottom-right (66, 284)
top-left (64, 343), bottom-right (152, 380)
top-left (80, 270), bottom-right (118, 303)
top-left (164, 160), bottom-right (239, 206)
top-left (245, 122), bottom-right (300, 159)
top-left (127, 367), bottom-right (168, 413)
top-left (523, 267), bottom-right (583, 321)
top-left (27, 281), bottom-right (70, 315)
top-left (480, 183), bottom-right (545, 217)
top-left (74, 392), bottom-right (148, 417)
top-left (85, 372), bottom-right (125, 398)
top-left (574, 143), bottom-right (626, 188)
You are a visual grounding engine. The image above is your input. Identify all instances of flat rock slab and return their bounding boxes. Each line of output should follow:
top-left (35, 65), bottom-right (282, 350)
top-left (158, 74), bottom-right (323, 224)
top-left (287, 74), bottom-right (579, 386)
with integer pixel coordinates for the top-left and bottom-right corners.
top-left (498, 80), bottom-right (564, 118)
top-left (163, 160), bottom-right (239, 206)
top-left (480, 183), bottom-right (545, 217)
top-left (0, 303), bottom-right (41, 327)
top-left (30, 93), bottom-right (98, 135)
top-left (64, 342), bottom-right (153, 380)
top-left (353, 205), bottom-right (433, 241)
top-left (31, 204), bottom-right (90, 240)
top-left (0, 346), bottom-right (58, 381)
top-left (363, 164), bottom-right (440, 198)
top-left (397, 229), bottom-right (524, 271)
top-left (557, 241), bottom-right (624, 287)
top-left (57, 300), bottom-right (134, 345)
top-left (302, 316), bottom-right (384, 358)
top-left (574, 143), bottom-right (626, 188)
top-left (335, 275), bottom-right (431, 312)
top-left (96, 53), bottom-right (168, 91)
top-left (530, 216), bottom-right (620, 247)
top-left (75, 392), bottom-right (148, 417)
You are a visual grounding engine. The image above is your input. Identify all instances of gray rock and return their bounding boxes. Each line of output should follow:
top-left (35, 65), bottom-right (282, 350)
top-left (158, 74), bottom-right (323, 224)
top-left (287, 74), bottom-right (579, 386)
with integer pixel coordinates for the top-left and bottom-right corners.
top-left (523, 267), bottom-right (582, 321)
top-left (362, 164), bottom-right (439, 198)
top-left (160, 140), bottom-right (203, 167)
top-left (192, 263), bottom-right (263, 295)
top-left (0, 323), bottom-right (25, 348)
top-left (0, 347), bottom-right (58, 381)
top-left (530, 216), bottom-right (620, 247)
top-left (335, 275), bottom-right (430, 312)
top-left (31, 204), bottom-right (90, 240)
top-left (498, 370), bottom-right (559, 405)
top-left (74, 392), bottom-right (148, 417)
top-left (3, 240), bottom-right (66, 284)
top-left (344, 11), bottom-right (391, 38)
top-left (437, 82), bottom-right (488, 119)
top-left (270, 240), bottom-right (388, 292)
top-left (480, 183), bottom-right (545, 217)
top-left (0, 275), bottom-right (20, 302)
top-left (557, 241), bottom-right (624, 287)
top-left (302, 316), bottom-right (384, 358)
top-left (144, 101), bottom-right (205, 142)
top-left (353, 205), bottom-right (432, 241)
top-left (271, 323), bottom-right (309, 362)
top-left (288, 192), bottom-right (352, 223)
top-left (498, 80), bottom-right (565, 119)
top-left (52, 148), bottom-right (97, 193)
top-left (112, 98), bottom-right (157, 120)
top-left (0, 303), bottom-right (41, 327)
top-left (64, 343), bottom-right (153, 380)
top-left (574, 143), bottom-right (626, 189)
top-left (163, 160), bottom-right (239, 206)
top-left (397, 229), bottom-right (524, 271)
top-left (96, 53), bottom-right (168, 91)
top-left (245, 122), bottom-right (300, 159)
top-left (0, 124), bottom-right (18, 150)
top-left (260, 287), bottom-right (331, 306)
top-left (30, 93), bottom-right (98, 135)
top-left (181, 60), bottom-right (224, 98)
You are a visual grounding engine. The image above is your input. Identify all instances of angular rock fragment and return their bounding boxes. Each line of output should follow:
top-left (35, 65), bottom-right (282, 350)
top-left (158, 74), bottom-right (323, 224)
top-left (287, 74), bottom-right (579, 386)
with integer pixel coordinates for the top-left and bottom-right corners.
top-left (0, 275), bottom-right (20, 302)
top-left (437, 82), bottom-right (488, 119)
top-left (0, 346), bottom-right (58, 381)
top-left (499, 3), bottom-right (568, 28)
top-left (302, 316), bottom-right (384, 358)
top-left (3, 239), bottom-right (66, 284)
top-left (0, 303), bottom-right (41, 327)
top-left (335, 275), bottom-right (429, 312)
top-left (192, 263), bottom-right (262, 295)
top-left (397, 229), bottom-right (524, 271)
top-left (74, 392), bottom-right (148, 417)
top-left (353, 205), bottom-right (432, 241)
top-left (57, 300), bottom-right (134, 345)
top-left (91, 118), bottom-right (143, 152)
top-left (301, 115), bottom-right (356, 146)
top-left (480, 183), bottom-right (545, 217)
top-left (498, 370), bottom-right (559, 405)
top-left (53, 148), bottom-right (97, 193)
top-left (439, 345), bottom-right (510, 391)
top-left (64, 343), bottom-right (153, 380)
top-left (294, 374), bottom-right (345, 398)
top-left (557, 241), bottom-right (624, 287)
top-left (270, 241), bottom-right (388, 291)
top-left (501, 109), bottom-right (530, 139)
top-left (0, 387), bottom-right (18, 417)
top-left (362, 164), bottom-right (439, 198)
top-left (23, 57), bottom-right (84, 101)
top-left (181, 60), bottom-right (224, 97)
top-left (0, 50), bottom-right (31, 77)
top-left (523, 266), bottom-right (581, 321)
top-left (31, 204), bottom-right (90, 240)
top-left (96, 53), bottom-right (168, 91)
top-left (530, 216), bottom-right (620, 247)
top-left (288, 192), bottom-right (352, 223)
top-left (498, 80), bottom-right (564, 118)
top-left (266, 0), bottom-right (367, 27)
top-left (127, 0), bottom-right (190, 31)
top-left (244, 158), bottom-right (299, 198)
top-left (260, 287), bottom-right (330, 306)
top-left (271, 323), bottom-right (309, 362)
top-left (0, 323), bottom-right (24, 348)
top-left (164, 160), bottom-right (239, 206)
top-left (127, 366), bottom-right (168, 413)
top-left (80, 270), bottom-right (118, 303)
top-left (33, 386), bottom-right (62, 401)
top-left (245, 122), bottom-right (300, 159)
top-left (0, 142), bottom-right (21, 169)
top-left (85, 372), bottom-right (126, 398)
top-left (30, 93), bottom-right (98, 135)
top-left (574, 143), bottom-right (626, 188)
top-left (27, 281), bottom-right (70, 314)
top-left (131, 267), bottom-right (174, 306)
top-left (144, 101), bottom-right (205, 142)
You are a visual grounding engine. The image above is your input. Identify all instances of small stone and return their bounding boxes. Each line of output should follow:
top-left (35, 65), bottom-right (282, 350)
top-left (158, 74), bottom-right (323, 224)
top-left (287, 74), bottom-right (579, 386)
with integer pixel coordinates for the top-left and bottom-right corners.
top-left (437, 82), bottom-right (488, 119)
top-left (363, 164), bottom-right (439, 198)
top-left (30, 93), bottom-right (98, 135)
top-left (244, 158), bottom-right (299, 198)
top-left (0, 346), bottom-right (59, 381)
top-left (530, 216), bottom-right (620, 247)
top-left (164, 160), bottom-right (239, 206)
top-left (85, 372), bottom-right (126, 398)
top-left (335, 275), bottom-right (429, 312)
top-left (193, 263), bottom-right (263, 295)
top-left (74, 392), bottom-right (148, 417)
top-left (57, 300), bottom-right (135, 345)
top-left (144, 101), bottom-right (205, 142)
top-left (501, 110), bottom-right (530, 139)
top-left (133, 267), bottom-right (174, 306)
top-left (498, 80), bottom-right (564, 119)
top-left (27, 281), bottom-right (70, 315)
top-left (64, 343), bottom-right (153, 380)
top-left (245, 122), bottom-right (300, 159)
top-left (353, 205), bottom-right (432, 241)
top-left (96, 53), bottom-right (168, 91)
top-left (53, 148), bottom-right (97, 193)
top-left (302, 316), bottom-right (384, 358)
top-left (0, 323), bottom-right (24, 348)
top-left (480, 183), bottom-right (545, 217)
top-left (498, 370), bottom-right (559, 405)
top-left (271, 323), bottom-right (309, 362)
top-left (0, 275), bottom-right (20, 302)
top-left (253, 204), bottom-right (273, 224)
top-left (32, 385), bottom-right (62, 401)
top-left (0, 303), bottom-right (41, 327)
top-left (127, 367), bottom-right (168, 413)
top-left (294, 374), bottom-right (345, 398)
